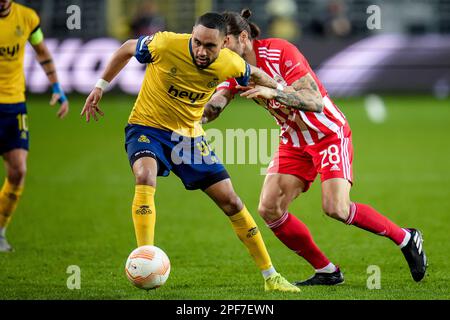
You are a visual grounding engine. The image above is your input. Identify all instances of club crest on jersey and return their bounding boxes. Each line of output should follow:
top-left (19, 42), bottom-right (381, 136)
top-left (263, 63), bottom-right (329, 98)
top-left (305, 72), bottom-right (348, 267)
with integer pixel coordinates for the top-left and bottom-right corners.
top-left (138, 135), bottom-right (150, 143)
top-left (168, 67), bottom-right (177, 77)
top-left (207, 78), bottom-right (219, 89)
top-left (15, 25), bottom-right (24, 37)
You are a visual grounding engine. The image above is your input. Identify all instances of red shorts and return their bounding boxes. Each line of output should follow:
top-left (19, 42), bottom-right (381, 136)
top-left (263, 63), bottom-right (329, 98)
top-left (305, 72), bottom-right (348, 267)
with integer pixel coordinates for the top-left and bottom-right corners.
top-left (267, 127), bottom-right (353, 192)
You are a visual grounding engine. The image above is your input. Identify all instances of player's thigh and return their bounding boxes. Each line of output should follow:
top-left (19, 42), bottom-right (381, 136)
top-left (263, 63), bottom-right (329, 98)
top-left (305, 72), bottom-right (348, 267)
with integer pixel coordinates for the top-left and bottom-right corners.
top-left (125, 124), bottom-right (171, 187)
top-left (203, 178), bottom-right (243, 216)
top-left (2, 149), bottom-right (28, 183)
top-left (258, 173), bottom-right (305, 221)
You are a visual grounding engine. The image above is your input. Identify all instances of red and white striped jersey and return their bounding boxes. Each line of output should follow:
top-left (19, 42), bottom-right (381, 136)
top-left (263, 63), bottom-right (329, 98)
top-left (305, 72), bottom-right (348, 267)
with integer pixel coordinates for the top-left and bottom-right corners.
top-left (217, 38), bottom-right (349, 147)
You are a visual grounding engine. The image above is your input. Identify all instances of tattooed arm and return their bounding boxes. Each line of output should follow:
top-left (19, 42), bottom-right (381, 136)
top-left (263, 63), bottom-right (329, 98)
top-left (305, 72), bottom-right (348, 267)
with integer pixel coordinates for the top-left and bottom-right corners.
top-left (202, 89), bottom-right (233, 124)
top-left (248, 65), bottom-right (279, 89)
top-left (240, 72), bottom-right (324, 113)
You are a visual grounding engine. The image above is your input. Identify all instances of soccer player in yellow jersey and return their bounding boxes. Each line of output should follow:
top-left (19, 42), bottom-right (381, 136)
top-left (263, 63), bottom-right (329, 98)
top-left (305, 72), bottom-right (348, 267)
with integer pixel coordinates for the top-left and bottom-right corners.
top-left (81, 13), bottom-right (299, 292)
top-left (0, 0), bottom-right (69, 252)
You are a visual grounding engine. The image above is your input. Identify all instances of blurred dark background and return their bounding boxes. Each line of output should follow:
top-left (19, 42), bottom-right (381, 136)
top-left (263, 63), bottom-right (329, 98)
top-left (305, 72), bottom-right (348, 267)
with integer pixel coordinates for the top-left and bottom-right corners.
top-left (16, 0), bottom-right (450, 39)
top-left (16, 0), bottom-right (450, 97)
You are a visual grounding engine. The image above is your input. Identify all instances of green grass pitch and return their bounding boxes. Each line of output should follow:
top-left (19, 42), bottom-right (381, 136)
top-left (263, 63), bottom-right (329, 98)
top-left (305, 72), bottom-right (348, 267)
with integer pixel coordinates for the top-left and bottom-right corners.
top-left (0, 93), bottom-right (449, 300)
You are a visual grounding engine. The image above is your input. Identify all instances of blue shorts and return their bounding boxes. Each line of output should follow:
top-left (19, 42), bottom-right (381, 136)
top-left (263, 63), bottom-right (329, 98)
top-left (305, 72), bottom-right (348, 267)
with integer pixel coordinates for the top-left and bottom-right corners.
top-left (0, 103), bottom-right (29, 155)
top-left (125, 124), bottom-right (229, 190)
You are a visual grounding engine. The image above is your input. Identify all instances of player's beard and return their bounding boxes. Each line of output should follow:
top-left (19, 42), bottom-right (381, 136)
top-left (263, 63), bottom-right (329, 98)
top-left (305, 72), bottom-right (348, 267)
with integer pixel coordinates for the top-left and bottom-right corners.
top-left (0, 1), bottom-right (12, 17)
top-left (194, 56), bottom-right (211, 69)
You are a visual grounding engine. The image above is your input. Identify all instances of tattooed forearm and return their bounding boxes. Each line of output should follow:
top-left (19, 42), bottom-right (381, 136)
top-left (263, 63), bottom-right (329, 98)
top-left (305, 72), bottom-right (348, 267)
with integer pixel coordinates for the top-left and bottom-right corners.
top-left (274, 73), bottom-right (323, 112)
top-left (202, 92), bottom-right (230, 124)
top-left (202, 104), bottom-right (222, 124)
top-left (274, 89), bottom-right (322, 112)
top-left (249, 65), bottom-right (278, 89)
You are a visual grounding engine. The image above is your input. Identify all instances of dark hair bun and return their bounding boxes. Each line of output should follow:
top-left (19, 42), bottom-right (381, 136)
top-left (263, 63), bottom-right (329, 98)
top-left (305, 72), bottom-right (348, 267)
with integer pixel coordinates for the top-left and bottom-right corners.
top-left (241, 8), bottom-right (252, 20)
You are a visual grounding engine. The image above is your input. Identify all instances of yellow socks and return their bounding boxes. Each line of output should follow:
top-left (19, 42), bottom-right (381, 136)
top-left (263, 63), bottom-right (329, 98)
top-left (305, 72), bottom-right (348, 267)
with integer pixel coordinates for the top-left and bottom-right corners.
top-left (132, 185), bottom-right (156, 247)
top-left (229, 206), bottom-right (273, 271)
top-left (0, 179), bottom-right (24, 232)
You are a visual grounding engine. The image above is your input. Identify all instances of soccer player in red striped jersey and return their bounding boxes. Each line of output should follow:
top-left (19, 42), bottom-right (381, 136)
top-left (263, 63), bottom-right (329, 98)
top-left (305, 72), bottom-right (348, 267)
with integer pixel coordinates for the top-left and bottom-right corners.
top-left (202, 9), bottom-right (427, 285)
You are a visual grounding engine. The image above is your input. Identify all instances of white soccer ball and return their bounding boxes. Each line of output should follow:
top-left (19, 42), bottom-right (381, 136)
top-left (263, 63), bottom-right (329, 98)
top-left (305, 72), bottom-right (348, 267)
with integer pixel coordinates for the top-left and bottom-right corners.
top-left (125, 245), bottom-right (171, 290)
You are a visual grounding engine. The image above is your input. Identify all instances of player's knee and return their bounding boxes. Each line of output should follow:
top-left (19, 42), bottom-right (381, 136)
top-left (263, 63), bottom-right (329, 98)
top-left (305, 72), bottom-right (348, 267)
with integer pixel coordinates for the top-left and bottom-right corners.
top-left (134, 167), bottom-right (156, 187)
top-left (7, 163), bottom-right (27, 186)
top-left (322, 199), bottom-right (350, 222)
top-left (221, 194), bottom-right (243, 216)
top-left (258, 200), bottom-right (284, 223)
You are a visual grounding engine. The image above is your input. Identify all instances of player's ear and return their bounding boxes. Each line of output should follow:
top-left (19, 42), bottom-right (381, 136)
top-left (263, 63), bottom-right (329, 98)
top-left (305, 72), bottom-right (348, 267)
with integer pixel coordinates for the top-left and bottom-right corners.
top-left (239, 30), bottom-right (248, 43)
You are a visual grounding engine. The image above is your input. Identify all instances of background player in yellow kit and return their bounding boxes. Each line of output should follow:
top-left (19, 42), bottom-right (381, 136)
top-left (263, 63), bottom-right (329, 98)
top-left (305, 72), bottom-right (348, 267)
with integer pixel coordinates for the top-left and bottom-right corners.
top-left (81, 12), bottom-right (299, 292)
top-left (0, 0), bottom-right (69, 252)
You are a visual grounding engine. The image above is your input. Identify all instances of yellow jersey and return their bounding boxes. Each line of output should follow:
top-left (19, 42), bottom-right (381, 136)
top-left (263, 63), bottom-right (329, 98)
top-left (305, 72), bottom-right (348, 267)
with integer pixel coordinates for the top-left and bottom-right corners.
top-left (0, 2), bottom-right (40, 104)
top-left (128, 31), bottom-right (250, 137)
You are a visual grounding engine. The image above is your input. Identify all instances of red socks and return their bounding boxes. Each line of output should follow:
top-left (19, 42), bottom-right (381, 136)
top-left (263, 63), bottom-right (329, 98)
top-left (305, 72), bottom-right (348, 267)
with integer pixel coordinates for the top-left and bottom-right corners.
top-left (346, 202), bottom-right (407, 245)
top-left (268, 212), bottom-right (331, 270)
top-left (267, 203), bottom-right (407, 271)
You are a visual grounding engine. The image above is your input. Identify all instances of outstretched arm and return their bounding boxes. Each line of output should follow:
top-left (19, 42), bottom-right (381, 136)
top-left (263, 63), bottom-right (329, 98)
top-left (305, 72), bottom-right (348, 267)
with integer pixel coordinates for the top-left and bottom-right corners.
top-left (32, 41), bottom-right (69, 118)
top-left (98, 39), bottom-right (137, 83)
top-left (240, 73), bottom-right (323, 113)
top-left (81, 39), bottom-right (137, 122)
top-left (202, 89), bottom-right (234, 124)
top-left (248, 65), bottom-right (279, 89)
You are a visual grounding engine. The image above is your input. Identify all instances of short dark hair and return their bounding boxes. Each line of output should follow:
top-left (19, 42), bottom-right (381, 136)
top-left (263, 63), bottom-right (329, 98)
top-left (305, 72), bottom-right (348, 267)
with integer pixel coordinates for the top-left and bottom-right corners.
top-left (195, 12), bottom-right (227, 35)
top-left (222, 9), bottom-right (261, 39)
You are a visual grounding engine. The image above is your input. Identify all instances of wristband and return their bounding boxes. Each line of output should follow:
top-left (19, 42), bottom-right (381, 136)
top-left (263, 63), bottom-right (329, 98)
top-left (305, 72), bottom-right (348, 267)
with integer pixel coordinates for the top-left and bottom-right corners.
top-left (95, 79), bottom-right (110, 91)
top-left (276, 83), bottom-right (284, 91)
top-left (51, 82), bottom-right (67, 103)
